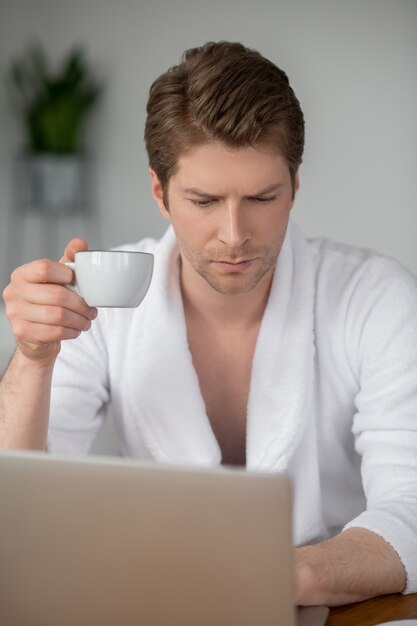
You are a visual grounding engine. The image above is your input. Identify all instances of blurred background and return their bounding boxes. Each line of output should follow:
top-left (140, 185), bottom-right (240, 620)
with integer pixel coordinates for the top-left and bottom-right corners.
top-left (0, 0), bottom-right (416, 365)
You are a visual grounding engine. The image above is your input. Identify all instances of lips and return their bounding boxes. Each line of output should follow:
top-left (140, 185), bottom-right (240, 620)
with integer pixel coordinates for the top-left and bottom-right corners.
top-left (211, 258), bottom-right (255, 273)
top-left (213, 258), bottom-right (253, 265)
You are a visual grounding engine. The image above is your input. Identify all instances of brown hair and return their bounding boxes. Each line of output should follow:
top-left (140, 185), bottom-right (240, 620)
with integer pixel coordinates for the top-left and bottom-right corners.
top-left (144, 41), bottom-right (304, 200)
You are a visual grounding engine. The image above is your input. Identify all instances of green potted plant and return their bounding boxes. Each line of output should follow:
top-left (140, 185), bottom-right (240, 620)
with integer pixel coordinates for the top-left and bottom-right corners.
top-left (7, 43), bottom-right (102, 213)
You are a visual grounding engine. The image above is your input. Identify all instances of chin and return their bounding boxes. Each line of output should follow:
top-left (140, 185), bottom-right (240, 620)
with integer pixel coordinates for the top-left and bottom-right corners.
top-left (204, 274), bottom-right (264, 296)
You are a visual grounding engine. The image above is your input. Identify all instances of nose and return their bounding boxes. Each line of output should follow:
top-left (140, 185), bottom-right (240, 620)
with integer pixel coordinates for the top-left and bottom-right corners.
top-left (217, 202), bottom-right (249, 247)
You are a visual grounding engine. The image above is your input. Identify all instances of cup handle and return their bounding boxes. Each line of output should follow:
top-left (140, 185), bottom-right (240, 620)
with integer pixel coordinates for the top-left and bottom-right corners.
top-left (63, 262), bottom-right (80, 296)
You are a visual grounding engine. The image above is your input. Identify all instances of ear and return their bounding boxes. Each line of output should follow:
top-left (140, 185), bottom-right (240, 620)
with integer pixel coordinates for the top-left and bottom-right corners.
top-left (294, 167), bottom-right (300, 194)
top-left (290, 166), bottom-right (301, 207)
top-left (149, 168), bottom-right (170, 221)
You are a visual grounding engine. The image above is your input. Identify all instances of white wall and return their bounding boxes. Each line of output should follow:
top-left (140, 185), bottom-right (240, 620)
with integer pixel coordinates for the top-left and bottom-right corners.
top-left (0, 0), bottom-right (416, 293)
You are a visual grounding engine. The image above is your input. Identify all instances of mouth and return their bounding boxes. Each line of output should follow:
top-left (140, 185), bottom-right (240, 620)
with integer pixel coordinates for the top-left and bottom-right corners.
top-left (211, 258), bottom-right (256, 273)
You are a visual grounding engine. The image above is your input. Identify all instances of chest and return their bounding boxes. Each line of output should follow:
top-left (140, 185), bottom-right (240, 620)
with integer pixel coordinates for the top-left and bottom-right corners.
top-left (185, 322), bottom-right (260, 467)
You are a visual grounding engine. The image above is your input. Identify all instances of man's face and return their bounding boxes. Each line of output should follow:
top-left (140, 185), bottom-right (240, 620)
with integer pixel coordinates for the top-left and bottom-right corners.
top-left (150, 142), bottom-right (299, 296)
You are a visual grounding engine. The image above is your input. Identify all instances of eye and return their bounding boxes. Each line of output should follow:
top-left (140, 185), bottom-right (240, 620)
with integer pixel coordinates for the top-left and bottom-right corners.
top-left (189, 198), bottom-right (216, 207)
top-left (250, 195), bottom-right (277, 204)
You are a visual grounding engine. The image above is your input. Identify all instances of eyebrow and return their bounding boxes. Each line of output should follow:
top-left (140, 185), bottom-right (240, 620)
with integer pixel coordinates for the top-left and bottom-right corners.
top-left (180, 182), bottom-right (285, 198)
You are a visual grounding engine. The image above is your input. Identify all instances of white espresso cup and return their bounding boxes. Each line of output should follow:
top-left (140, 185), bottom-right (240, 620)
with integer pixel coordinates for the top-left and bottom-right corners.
top-left (64, 250), bottom-right (154, 307)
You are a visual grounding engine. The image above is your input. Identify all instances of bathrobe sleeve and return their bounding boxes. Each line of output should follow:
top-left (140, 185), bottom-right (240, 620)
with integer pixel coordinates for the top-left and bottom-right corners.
top-left (46, 235), bottom-right (158, 455)
top-left (48, 310), bottom-right (110, 454)
top-left (342, 256), bottom-right (417, 593)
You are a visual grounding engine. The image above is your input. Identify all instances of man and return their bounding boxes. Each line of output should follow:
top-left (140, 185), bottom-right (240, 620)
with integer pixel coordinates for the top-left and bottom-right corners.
top-left (1, 41), bottom-right (417, 605)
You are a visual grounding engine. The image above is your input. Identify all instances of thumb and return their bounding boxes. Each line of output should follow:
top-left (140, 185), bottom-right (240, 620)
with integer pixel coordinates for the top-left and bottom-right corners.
top-left (59, 237), bottom-right (89, 263)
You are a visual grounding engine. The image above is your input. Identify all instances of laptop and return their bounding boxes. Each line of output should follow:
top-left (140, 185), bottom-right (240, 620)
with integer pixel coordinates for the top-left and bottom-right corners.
top-left (0, 451), bottom-right (328, 626)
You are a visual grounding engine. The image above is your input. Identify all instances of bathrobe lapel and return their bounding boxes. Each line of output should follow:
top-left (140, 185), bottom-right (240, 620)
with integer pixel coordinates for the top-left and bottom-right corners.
top-left (125, 227), bottom-right (221, 466)
top-left (246, 221), bottom-right (315, 471)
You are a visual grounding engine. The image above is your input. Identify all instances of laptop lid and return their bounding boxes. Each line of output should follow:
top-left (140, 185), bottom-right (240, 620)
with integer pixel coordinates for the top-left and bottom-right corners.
top-left (0, 450), bottom-right (298, 626)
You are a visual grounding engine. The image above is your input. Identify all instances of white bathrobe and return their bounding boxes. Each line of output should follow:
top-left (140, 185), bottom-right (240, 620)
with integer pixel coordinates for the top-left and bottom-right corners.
top-left (49, 220), bottom-right (417, 592)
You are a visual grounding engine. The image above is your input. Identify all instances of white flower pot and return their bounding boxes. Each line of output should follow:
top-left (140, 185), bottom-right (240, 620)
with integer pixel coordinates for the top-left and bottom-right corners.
top-left (20, 154), bottom-right (87, 214)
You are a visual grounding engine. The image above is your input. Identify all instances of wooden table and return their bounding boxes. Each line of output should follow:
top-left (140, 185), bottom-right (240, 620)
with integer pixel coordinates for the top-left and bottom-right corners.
top-left (327, 593), bottom-right (417, 625)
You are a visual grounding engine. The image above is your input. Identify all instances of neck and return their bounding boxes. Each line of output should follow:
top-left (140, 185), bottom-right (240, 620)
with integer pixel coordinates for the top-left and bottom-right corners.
top-left (180, 258), bottom-right (274, 330)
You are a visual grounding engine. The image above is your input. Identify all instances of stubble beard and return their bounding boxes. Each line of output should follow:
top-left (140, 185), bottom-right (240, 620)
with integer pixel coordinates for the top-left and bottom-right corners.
top-left (178, 239), bottom-right (280, 296)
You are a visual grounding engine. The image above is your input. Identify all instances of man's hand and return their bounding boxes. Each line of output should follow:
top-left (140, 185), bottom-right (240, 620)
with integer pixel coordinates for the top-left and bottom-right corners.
top-left (295, 527), bottom-right (406, 606)
top-left (2, 238), bottom-right (97, 365)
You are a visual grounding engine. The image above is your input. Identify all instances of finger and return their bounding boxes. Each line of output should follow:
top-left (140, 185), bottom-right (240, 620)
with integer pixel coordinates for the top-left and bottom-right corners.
top-left (14, 282), bottom-right (97, 320)
top-left (14, 302), bottom-right (93, 333)
top-left (18, 259), bottom-right (75, 287)
top-left (59, 237), bottom-right (89, 263)
top-left (13, 319), bottom-right (84, 345)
